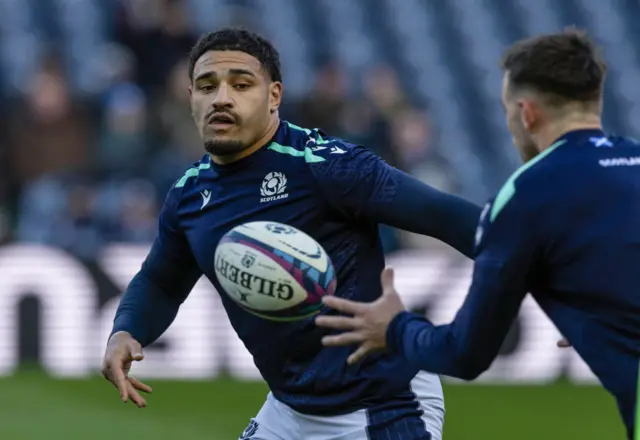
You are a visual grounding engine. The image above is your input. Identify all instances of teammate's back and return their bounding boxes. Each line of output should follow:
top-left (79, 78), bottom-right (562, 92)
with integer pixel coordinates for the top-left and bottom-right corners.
top-left (530, 132), bottom-right (640, 431)
top-left (318, 29), bottom-right (640, 439)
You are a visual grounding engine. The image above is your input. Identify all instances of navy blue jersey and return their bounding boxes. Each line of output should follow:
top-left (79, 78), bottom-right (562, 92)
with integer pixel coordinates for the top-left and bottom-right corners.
top-left (388, 129), bottom-right (640, 438)
top-left (112, 120), bottom-right (481, 415)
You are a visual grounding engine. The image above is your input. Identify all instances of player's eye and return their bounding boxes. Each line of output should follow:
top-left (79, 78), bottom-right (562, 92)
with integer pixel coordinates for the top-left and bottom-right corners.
top-left (233, 83), bottom-right (250, 91)
top-left (198, 83), bottom-right (215, 92)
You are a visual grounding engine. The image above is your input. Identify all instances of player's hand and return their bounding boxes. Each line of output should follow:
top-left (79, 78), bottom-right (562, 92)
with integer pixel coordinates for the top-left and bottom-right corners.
top-left (100, 331), bottom-right (152, 408)
top-left (315, 267), bottom-right (405, 365)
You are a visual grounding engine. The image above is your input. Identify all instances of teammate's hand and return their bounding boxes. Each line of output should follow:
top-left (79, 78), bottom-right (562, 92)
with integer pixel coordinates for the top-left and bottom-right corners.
top-left (315, 267), bottom-right (405, 365)
top-left (100, 331), bottom-right (152, 408)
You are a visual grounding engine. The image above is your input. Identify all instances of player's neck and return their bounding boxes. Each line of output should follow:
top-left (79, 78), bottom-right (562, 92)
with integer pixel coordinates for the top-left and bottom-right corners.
top-left (210, 115), bottom-right (280, 165)
top-left (536, 113), bottom-right (602, 153)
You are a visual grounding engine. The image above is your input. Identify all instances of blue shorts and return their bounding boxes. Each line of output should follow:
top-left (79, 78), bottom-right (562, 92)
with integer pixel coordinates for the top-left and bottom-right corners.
top-left (238, 371), bottom-right (445, 440)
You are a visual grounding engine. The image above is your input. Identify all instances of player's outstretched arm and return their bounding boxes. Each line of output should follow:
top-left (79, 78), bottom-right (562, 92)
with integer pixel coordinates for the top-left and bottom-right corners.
top-left (373, 172), bottom-right (481, 258)
top-left (102, 186), bottom-right (202, 406)
top-left (309, 144), bottom-right (481, 258)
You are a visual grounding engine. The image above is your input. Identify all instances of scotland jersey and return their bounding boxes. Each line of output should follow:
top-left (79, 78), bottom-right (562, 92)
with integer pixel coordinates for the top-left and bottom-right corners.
top-left (112, 120), bottom-right (481, 416)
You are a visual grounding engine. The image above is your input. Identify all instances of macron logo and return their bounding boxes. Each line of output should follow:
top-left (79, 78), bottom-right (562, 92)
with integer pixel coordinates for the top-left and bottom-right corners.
top-left (200, 190), bottom-right (212, 209)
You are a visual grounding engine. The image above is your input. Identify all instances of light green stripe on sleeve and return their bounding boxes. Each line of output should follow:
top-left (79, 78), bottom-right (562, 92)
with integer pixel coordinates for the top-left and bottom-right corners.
top-left (490, 139), bottom-right (567, 222)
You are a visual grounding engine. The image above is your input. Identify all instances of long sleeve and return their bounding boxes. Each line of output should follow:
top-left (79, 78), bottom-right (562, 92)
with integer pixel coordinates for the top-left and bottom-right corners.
top-left (111, 185), bottom-right (202, 346)
top-left (386, 193), bottom-right (540, 379)
top-left (309, 143), bottom-right (481, 257)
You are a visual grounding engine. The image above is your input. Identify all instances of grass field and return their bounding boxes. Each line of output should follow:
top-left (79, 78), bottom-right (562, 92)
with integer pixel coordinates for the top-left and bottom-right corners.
top-left (0, 369), bottom-right (625, 439)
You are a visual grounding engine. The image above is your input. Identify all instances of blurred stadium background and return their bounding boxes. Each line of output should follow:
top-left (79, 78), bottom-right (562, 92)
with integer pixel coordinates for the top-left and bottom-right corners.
top-left (0, 0), bottom-right (635, 438)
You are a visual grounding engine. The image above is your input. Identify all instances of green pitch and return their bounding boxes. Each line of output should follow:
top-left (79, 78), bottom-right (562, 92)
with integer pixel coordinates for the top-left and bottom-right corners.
top-left (0, 369), bottom-right (624, 439)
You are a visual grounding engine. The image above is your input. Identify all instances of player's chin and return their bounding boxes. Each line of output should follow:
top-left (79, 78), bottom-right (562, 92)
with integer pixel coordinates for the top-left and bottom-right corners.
top-left (204, 138), bottom-right (247, 156)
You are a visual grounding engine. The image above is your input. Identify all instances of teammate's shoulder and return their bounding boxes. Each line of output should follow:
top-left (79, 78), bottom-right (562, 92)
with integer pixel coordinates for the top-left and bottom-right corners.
top-left (171, 154), bottom-right (212, 194)
top-left (490, 140), bottom-right (567, 222)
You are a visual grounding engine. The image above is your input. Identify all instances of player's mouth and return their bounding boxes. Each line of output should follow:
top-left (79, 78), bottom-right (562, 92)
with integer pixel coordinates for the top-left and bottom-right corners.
top-left (208, 113), bottom-right (237, 130)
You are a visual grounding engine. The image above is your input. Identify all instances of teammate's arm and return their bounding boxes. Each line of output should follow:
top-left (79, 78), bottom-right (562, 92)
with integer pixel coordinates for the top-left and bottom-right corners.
top-left (101, 185), bottom-right (202, 406)
top-left (386, 195), bottom-right (538, 379)
top-left (310, 144), bottom-right (481, 257)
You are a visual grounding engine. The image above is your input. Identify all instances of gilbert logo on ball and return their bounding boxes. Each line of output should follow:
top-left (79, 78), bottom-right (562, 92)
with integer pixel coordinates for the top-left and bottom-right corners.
top-left (214, 221), bottom-right (337, 321)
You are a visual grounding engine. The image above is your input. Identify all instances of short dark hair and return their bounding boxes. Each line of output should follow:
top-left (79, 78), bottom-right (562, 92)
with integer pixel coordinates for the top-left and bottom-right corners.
top-left (501, 27), bottom-right (607, 104)
top-left (188, 27), bottom-right (282, 83)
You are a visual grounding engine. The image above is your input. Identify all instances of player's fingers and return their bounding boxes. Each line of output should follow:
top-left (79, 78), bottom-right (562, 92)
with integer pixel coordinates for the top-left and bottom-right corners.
top-left (110, 361), bottom-right (130, 402)
top-left (321, 332), bottom-right (365, 347)
top-left (380, 267), bottom-right (395, 295)
top-left (126, 381), bottom-right (147, 408)
top-left (347, 344), bottom-right (375, 365)
top-left (322, 296), bottom-right (366, 315)
top-left (128, 376), bottom-right (153, 394)
top-left (315, 315), bottom-right (360, 330)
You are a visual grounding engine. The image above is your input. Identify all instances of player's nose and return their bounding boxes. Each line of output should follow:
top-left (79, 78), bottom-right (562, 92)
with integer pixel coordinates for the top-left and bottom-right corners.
top-left (211, 84), bottom-right (233, 108)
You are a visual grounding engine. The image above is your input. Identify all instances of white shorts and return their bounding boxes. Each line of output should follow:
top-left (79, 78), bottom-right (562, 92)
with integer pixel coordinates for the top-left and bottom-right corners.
top-left (238, 371), bottom-right (445, 440)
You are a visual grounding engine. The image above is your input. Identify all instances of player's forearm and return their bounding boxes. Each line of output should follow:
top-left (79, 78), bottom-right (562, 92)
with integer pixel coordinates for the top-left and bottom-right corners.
top-left (386, 311), bottom-right (491, 380)
top-left (381, 173), bottom-right (481, 258)
top-left (111, 270), bottom-right (183, 347)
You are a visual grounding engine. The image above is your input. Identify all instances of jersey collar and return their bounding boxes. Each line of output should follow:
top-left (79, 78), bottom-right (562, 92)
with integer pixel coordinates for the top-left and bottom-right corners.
top-left (554, 128), bottom-right (606, 147)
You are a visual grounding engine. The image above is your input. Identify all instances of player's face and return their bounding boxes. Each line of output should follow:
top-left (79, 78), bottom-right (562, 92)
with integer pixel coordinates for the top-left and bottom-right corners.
top-left (189, 50), bottom-right (282, 157)
top-left (502, 73), bottom-right (539, 162)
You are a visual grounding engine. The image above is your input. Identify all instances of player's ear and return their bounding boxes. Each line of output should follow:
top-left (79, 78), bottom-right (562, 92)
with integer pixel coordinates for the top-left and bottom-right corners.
top-left (518, 99), bottom-right (536, 131)
top-left (269, 82), bottom-right (283, 113)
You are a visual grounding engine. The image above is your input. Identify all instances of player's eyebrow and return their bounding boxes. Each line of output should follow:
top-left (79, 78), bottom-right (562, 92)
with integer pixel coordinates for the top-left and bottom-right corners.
top-left (194, 69), bottom-right (256, 82)
top-left (228, 68), bottom-right (257, 78)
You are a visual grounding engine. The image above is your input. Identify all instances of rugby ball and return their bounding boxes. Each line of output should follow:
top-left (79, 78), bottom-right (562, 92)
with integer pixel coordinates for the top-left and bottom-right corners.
top-left (214, 221), bottom-right (337, 321)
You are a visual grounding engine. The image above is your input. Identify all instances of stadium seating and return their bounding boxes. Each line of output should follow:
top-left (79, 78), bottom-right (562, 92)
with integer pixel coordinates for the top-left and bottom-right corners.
top-left (1, 0), bottom-right (637, 202)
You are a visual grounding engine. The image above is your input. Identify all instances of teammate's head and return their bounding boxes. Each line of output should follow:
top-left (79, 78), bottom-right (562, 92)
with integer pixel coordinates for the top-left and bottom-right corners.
top-left (188, 28), bottom-right (283, 159)
top-left (500, 28), bottom-right (607, 161)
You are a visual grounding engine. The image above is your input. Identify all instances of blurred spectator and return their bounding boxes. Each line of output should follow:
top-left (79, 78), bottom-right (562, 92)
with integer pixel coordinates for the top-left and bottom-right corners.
top-left (362, 65), bottom-right (409, 120)
top-left (389, 107), bottom-right (457, 194)
top-left (293, 62), bottom-right (348, 135)
top-left (91, 43), bottom-right (139, 97)
top-left (338, 99), bottom-right (396, 167)
top-left (99, 178), bottom-right (159, 243)
top-left (116, 0), bottom-right (198, 93)
top-left (56, 181), bottom-right (104, 260)
top-left (98, 83), bottom-right (149, 175)
top-left (149, 58), bottom-right (203, 196)
top-left (155, 59), bottom-right (200, 153)
top-left (18, 176), bottom-right (104, 260)
top-left (116, 179), bottom-right (160, 242)
top-left (8, 53), bottom-right (90, 187)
